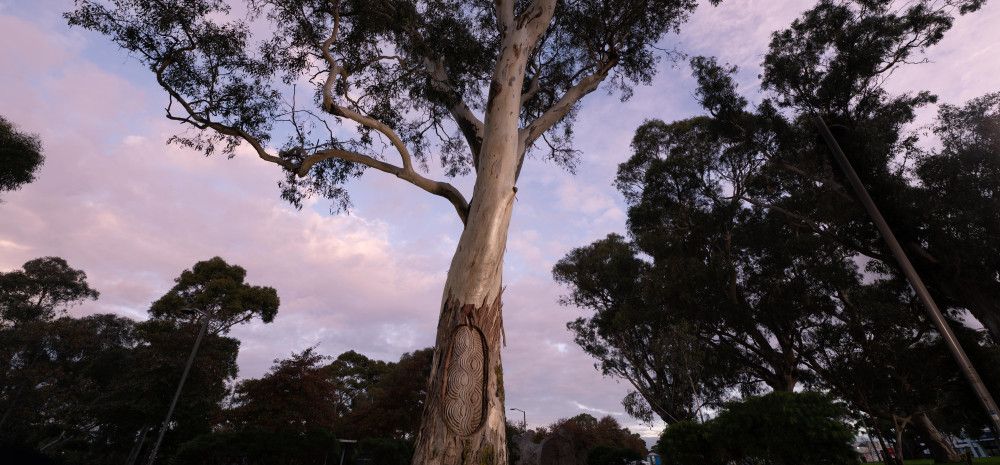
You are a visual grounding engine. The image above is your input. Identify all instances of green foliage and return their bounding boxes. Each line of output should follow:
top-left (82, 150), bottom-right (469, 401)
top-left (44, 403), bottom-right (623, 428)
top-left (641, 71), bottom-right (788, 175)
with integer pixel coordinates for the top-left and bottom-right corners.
top-left (149, 256), bottom-right (279, 334)
top-left (712, 392), bottom-right (859, 465)
top-left (555, 0), bottom-right (1000, 440)
top-left (66, 0), bottom-right (717, 210)
top-left (656, 392), bottom-right (859, 465)
top-left (172, 429), bottom-right (341, 465)
top-left (654, 421), bottom-right (720, 465)
top-left (0, 115), bottom-right (44, 195)
top-left (224, 345), bottom-right (432, 442)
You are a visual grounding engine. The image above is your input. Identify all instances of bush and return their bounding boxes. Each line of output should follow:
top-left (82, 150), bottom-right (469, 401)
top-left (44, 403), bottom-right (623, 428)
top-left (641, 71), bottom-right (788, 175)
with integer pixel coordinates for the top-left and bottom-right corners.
top-left (656, 392), bottom-right (859, 465)
top-left (654, 421), bottom-right (724, 465)
top-left (587, 445), bottom-right (644, 465)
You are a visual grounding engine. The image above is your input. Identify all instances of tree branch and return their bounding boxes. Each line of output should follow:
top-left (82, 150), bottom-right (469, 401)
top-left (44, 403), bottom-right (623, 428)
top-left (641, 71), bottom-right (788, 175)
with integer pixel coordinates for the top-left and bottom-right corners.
top-left (520, 59), bottom-right (616, 146)
top-left (423, 57), bottom-right (485, 166)
top-left (297, 148), bottom-right (469, 224)
top-left (495, 0), bottom-right (515, 33)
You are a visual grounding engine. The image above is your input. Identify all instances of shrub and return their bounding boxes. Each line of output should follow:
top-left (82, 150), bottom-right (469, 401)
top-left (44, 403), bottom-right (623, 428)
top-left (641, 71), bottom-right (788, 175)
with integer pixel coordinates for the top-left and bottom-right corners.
top-left (656, 392), bottom-right (859, 465)
top-left (655, 420), bottom-right (724, 465)
top-left (587, 445), bottom-right (644, 465)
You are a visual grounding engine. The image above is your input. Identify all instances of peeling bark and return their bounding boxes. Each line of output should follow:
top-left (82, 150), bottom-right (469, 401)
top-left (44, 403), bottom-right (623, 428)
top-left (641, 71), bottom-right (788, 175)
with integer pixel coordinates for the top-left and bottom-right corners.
top-left (412, 27), bottom-right (538, 464)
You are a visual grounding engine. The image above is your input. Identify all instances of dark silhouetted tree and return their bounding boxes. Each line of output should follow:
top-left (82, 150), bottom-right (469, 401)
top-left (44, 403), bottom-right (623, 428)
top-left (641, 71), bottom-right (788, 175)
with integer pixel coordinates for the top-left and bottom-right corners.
top-left (0, 116), bottom-right (44, 196)
top-left (226, 348), bottom-right (340, 433)
top-left (144, 257), bottom-right (278, 464)
top-left (0, 257), bottom-right (98, 434)
top-left (0, 257), bottom-right (99, 328)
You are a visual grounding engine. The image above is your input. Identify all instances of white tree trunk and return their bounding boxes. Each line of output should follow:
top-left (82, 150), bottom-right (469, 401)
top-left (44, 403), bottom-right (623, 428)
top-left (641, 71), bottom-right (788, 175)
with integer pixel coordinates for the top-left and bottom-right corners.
top-left (411, 35), bottom-right (533, 465)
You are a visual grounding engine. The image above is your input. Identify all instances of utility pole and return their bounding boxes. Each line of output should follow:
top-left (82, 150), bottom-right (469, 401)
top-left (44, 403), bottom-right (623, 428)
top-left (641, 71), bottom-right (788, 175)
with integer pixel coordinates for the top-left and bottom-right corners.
top-left (815, 115), bottom-right (1000, 434)
top-left (145, 313), bottom-right (211, 465)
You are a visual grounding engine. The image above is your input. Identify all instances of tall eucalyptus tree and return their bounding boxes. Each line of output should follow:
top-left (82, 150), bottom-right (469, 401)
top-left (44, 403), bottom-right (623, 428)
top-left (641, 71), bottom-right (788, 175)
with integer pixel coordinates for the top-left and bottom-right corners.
top-left (66, 0), bottom-right (719, 461)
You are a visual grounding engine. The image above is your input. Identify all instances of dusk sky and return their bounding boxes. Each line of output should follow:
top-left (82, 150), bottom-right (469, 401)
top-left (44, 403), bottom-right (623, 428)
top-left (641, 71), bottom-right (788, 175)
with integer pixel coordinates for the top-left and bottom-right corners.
top-left (1, 0), bottom-right (998, 441)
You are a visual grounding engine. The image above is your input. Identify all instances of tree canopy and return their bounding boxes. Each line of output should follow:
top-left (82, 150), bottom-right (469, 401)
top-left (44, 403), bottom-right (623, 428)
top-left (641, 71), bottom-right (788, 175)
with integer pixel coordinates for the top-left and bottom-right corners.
top-left (65, 0), bottom-right (719, 219)
top-left (0, 115), bottom-right (44, 196)
top-left (553, 0), bottom-right (999, 452)
top-left (0, 257), bottom-right (99, 327)
top-left (149, 256), bottom-right (279, 334)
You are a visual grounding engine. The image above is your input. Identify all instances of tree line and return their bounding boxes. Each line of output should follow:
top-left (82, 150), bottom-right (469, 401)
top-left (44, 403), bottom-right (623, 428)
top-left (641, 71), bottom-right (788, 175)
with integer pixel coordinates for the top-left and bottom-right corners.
top-left (0, 254), bottom-right (658, 465)
top-left (552, 0), bottom-right (1000, 463)
top-left (0, 256), bottom-right (435, 464)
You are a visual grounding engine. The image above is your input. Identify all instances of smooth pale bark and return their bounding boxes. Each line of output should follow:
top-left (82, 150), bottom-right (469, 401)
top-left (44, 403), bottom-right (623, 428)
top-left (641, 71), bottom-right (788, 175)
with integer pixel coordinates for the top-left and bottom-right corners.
top-left (411, 22), bottom-right (546, 465)
top-left (917, 412), bottom-right (962, 463)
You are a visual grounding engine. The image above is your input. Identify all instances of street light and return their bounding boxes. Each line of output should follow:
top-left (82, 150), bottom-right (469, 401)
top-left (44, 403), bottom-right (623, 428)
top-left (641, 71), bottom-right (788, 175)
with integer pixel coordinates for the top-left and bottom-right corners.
top-left (510, 407), bottom-right (526, 431)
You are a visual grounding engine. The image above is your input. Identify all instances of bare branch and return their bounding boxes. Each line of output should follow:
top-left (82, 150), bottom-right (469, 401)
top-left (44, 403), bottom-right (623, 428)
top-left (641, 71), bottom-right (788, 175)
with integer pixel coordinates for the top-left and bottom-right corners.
top-left (520, 59), bottom-right (617, 146)
top-left (296, 148), bottom-right (470, 223)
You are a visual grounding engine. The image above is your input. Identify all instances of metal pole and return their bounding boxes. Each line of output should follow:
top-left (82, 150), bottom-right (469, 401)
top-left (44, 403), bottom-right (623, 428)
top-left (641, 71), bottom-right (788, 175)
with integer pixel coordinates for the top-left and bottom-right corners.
top-left (145, 315), bottom-right (211, 465)
top-left (814, 115), bottom-right (1000, 434)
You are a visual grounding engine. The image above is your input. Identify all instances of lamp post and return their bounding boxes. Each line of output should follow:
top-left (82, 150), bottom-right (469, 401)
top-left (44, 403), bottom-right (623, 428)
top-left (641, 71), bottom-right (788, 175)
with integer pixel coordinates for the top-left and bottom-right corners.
top-left (510, 407), bottom-right (526, 431)
top-left (814, 115), bottom-right (1000, 434)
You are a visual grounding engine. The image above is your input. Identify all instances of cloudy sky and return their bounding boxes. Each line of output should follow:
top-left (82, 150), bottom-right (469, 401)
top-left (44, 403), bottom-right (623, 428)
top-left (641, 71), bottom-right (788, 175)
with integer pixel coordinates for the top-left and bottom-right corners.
top-left (1, 0), bottom-right (998, 441)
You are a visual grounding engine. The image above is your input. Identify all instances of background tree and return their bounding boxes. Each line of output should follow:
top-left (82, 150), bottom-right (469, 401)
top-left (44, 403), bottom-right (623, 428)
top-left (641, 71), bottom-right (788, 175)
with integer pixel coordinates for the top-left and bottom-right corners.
top-left (201, 348), bottom-right (433, 464)
top-left (553, 118), bottom-right (852, 422)
top-left (325, 349), bottom-right (393, 426)
top-left (225, 348), bottom-right (340, 433)
top-left (552, 234), bottom-right (731, 424)
top-left (347, 348), bottom-right (434, 440)
top-left (171, 429), bottom-right (341, 465)
top-left (744, 0), bottom-right (1000, 342)
top-left (119, 319), bottom-right (241, 465)
top-left (65, 0), bottom-right (721, 459)
top-left (556, 2), bottom-right (1000, 459)
top-left (0, 314), bottom-right (134, 455)
top-left (908, 92), bottom-right (1000, 339)
top-left (0, 257), bottom-right (98, 434)
top-left (0, 115), bottom-right (44, 196)
top-left (148, 256), bottom-right (279, 334)
top-left (144, 256), bottom-right (278, 465)
top-left (536, 413), bottom-right (646, 465)
top-left (806, 277), bottom-right (1000, 462)
top-left (586, 445), bottom-right (642, 465)
top-left (0, 257), bottom-right (99, 328)
top-left (0, 313), bottom-right (241, 464)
